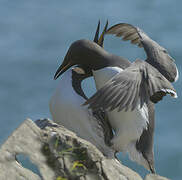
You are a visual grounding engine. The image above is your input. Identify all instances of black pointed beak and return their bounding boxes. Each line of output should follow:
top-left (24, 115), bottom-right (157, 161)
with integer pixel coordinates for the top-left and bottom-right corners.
top-left (54, 61), bottom-right (74, 80)
top-left (54, 52), bottom-right (75, 80)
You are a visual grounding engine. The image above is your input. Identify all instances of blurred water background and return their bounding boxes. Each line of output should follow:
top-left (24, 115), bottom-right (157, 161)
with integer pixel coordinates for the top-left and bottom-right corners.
top-left (0, 0), bottom-right (181, 179)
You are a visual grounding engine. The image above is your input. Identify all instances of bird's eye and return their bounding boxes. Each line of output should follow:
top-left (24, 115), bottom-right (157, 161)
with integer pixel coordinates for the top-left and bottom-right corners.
top-left (163, 49), bottom-right (168, 54)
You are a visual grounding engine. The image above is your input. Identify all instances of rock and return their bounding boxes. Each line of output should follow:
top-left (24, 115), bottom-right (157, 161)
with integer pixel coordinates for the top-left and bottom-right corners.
top-left (144, 174), bottom-right (171, 180)
top-left (0, 118), bottom-right (170, 180)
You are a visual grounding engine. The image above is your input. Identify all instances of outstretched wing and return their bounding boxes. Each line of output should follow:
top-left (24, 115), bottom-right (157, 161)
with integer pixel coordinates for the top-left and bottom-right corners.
top-left (84, 60), bottom-right (177, 112)
top-left (106, 23), bottom-right (179, 83)
top-left (106, 23), bottom-right (145, 47)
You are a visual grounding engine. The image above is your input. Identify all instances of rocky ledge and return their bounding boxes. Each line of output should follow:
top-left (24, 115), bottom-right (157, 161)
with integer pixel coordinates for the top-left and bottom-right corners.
top-left (0, 119), bottom-right (170, 180)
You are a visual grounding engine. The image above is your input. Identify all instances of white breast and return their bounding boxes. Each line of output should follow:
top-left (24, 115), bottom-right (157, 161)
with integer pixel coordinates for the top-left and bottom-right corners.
top-left (93, 67), bottom-right (123, 89)
top-left (49, 69), bottom-right (114, 157)
top-left (93, 67), bottom-right (149, 151)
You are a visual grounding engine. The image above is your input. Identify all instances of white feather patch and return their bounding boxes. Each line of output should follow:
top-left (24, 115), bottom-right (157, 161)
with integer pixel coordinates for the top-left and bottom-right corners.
top-left (161, 88), bottom-right (178, 98)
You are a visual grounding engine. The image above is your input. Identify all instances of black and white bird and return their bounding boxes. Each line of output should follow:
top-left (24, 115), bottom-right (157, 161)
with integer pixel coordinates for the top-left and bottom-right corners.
top-left (49, 22), bottom-right (114, 157)
top-left (84, 23), bottom-right (178, 172)
top-left (54, 22), bottom-right (178, 173)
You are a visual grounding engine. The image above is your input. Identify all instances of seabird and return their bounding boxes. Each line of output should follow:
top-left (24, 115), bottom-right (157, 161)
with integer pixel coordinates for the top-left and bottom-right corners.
top-left (49, 22), bottom-right (114, 157)
top-left (53, 22), bottom-right (178, 173)
top-left (84, 23), bottom-right (178, 172)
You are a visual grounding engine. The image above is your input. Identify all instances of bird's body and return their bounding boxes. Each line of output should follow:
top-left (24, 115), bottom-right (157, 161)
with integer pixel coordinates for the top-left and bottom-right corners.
top-left (83, 23), bottom-right (178, 172)
top-left (93, 66), bottom-right (146, 147)
top-left (49, 67), bottom-right (114, 157)
top-left (92, 65), bottom-right (149, 169)
top-left (50, 69), bottom-right (86, 133)
top-left (50, 21), bottom-right (178, 173)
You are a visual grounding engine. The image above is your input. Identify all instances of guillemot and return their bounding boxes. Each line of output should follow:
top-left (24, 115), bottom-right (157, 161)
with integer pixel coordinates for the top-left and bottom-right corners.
top-left (84, 23), bottom-right (178, 172)
top-left (49, 22), bottom-right (114, 157)
top-left (54, 22), bottom-right (178, 173)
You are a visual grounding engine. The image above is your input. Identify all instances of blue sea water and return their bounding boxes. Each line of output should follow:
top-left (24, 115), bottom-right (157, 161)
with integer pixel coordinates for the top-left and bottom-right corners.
top-left (0, 0), bottom-right (181, 179)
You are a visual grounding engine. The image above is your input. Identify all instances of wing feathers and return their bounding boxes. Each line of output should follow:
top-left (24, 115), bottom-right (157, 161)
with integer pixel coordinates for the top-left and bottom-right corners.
top-left (106, 23), bottom-right (143, 47)
top-left (84, 60), bottom-right (177, 112)
top-left (131, 81), bottom-right (140, 111)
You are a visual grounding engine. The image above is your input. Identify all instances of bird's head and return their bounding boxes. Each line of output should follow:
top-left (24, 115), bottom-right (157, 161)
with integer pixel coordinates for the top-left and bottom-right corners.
top-left (54, 21), bottom-right (109, 80)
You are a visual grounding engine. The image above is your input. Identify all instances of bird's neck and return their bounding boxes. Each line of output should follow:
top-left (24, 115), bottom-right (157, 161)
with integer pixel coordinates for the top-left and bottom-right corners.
top-left (71, 70), bottom-right (88, 100)
top-left (88, 52), bottom-right (130, 71)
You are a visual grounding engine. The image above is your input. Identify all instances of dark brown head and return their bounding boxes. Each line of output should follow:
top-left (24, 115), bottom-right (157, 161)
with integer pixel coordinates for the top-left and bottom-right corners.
top-left (54, 39), bottom-right (112, 80)
top-left (54, 21), bottom-right (111, 80)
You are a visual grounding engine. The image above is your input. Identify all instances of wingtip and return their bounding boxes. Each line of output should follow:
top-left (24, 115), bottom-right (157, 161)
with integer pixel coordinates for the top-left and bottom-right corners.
top-left (97, 20), bottom-right (109, 47)
top-left (171, 91), bottom-right (178, 98)
top-left (161, 89), bottom-right (178, 98)
top-left (93, 20), bottom-right (101, 43)
top-left (149, 162), bottom-right (156, 174)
